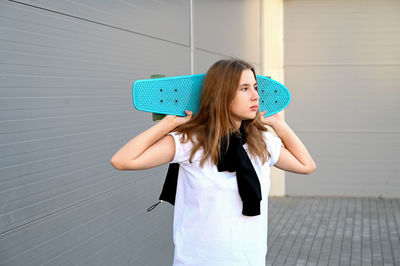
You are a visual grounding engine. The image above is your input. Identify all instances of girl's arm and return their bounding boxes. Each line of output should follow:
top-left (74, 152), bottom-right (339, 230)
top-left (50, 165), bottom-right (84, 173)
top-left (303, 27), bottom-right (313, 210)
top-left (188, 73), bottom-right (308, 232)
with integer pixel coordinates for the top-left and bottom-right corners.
top-left (110, 111), bottom-right (192, 170)
top-left (260, 111), bottom-right (316, 174)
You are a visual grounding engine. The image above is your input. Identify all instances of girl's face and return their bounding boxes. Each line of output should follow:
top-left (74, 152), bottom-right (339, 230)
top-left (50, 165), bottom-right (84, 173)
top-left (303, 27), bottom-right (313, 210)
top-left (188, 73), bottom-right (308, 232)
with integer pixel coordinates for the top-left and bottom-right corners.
top-left (230, 69), bottom-right (259, 128)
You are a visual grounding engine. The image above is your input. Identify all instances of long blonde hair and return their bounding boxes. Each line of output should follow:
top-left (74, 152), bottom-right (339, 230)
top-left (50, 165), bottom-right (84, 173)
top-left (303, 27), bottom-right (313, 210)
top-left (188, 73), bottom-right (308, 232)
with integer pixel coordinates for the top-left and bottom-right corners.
top-left (175, 59), bottom-right (269, 167)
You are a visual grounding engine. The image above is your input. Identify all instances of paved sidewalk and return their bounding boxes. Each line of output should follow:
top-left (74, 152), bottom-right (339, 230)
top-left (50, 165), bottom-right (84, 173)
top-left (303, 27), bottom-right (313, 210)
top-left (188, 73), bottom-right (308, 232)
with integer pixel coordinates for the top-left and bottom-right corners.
top-left (266, 196), bottom-right (400, 266)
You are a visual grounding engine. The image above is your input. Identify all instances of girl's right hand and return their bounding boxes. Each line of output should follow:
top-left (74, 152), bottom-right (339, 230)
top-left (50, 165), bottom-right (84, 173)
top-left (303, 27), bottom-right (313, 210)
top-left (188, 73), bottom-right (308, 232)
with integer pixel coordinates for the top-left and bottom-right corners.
top-left (164, 110), bottom-right (193, 128)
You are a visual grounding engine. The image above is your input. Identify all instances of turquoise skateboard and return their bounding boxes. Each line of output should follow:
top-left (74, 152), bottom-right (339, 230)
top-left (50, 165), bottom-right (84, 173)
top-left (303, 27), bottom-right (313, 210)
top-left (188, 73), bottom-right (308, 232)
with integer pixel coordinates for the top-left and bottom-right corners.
top-left (132, 74), bottom-right (290, 117)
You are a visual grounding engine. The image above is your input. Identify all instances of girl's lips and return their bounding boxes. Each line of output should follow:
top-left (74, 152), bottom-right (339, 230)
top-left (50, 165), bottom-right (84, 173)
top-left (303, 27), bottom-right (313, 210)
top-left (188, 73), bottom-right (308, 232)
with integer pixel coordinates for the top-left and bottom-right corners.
top-left (250, 105), bottom-right (259, 111)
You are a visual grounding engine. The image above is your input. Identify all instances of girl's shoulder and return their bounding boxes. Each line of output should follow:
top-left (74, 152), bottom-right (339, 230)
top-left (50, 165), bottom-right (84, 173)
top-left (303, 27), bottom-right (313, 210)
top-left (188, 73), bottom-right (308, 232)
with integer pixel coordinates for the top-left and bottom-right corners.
top-left (169, 131), bottom-right (198, 145)
top-left (169, 131), bottom-right (200, 163)
top-left (263, 131), bottom-right (280, 142)
top-left (262, 131), bottom-right (283, 166)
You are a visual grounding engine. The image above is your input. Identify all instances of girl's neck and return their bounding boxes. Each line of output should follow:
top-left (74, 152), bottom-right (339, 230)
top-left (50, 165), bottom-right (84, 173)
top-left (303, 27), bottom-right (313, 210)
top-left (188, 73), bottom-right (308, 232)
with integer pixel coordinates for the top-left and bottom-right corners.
top-left (232, 119), bottom-right (242, 130)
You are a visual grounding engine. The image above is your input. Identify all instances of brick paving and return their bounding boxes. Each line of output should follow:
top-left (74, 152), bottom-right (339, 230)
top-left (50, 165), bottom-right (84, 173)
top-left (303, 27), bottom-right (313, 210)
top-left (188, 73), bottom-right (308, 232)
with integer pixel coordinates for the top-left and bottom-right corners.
top-left (266, 196), bottom-right (400, 266)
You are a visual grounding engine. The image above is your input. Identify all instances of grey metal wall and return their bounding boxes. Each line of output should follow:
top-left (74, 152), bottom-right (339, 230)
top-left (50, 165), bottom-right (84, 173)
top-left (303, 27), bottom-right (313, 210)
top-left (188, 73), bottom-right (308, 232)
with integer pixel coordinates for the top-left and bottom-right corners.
top-left (193, 0), bottom-right (261, 73)
top-left (283, 0), bottom-right (400, 197)
top-left (0, 0), bottom-right (260, 265)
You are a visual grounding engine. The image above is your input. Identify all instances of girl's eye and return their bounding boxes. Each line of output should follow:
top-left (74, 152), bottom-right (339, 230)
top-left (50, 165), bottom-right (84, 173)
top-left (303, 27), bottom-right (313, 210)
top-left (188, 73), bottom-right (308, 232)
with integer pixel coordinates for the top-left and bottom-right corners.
top-left (254, 86), bottom-right (258, 91)
top-left (241, 87), bottom-right (247, 91)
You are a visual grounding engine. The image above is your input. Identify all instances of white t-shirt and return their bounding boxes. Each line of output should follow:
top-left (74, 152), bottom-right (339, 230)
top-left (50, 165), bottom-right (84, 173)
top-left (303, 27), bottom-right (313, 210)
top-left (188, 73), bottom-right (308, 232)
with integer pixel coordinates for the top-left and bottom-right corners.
top-left (169, 131), bottom-right (282, 266)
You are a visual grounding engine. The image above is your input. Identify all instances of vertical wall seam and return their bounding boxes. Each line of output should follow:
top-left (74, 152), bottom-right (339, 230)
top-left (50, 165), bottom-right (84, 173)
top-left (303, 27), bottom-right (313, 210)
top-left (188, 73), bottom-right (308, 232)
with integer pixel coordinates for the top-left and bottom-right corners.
top-left (260, 0), bottom-right (264, 75)
top-left (281, 0), bottom-right (285, 83)
top-left (190, 0), bottom-right (194, 74)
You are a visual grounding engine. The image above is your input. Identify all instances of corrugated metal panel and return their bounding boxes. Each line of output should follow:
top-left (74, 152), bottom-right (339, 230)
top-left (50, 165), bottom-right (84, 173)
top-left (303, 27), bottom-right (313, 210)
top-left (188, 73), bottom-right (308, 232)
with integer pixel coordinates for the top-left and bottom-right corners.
top-left (0, 1), bottom-right (188, 265)
top-left (194, 49), bottom-right (227, 74)
top-left (284, 0), bottom-right (400, 65)
top-left (283, 0), bottom-right (400, 197)
top-left (194, 49), bottom-right (262, 75)
top-left (0, 0), bottom-right (190, 231)
top-left (194, 0), bottom-right (261, 66)
top-left (286, 132), bottom-right (399, 197)
top-left (11, 0), bottom-right (190, 45)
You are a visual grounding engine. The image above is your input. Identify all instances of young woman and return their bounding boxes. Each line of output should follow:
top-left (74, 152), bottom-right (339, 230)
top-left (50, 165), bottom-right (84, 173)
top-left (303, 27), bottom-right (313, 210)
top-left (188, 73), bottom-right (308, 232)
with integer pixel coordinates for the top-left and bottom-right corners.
top-left (111, 59), bottom-right (316, 266)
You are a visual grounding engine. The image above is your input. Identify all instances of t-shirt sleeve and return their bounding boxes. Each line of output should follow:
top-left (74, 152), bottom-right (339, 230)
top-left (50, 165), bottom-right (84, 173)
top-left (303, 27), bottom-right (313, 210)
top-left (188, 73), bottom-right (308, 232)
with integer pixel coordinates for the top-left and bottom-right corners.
top-left (169, 132), bottom-right (192, 163)
top-left (264, 131), bottom-right (283, 167)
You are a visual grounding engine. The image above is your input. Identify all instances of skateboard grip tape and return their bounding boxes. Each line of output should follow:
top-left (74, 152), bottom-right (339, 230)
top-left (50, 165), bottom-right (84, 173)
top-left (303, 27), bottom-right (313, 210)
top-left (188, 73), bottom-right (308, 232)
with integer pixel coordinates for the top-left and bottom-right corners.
top-left (151, 74), bottom-right (167, 121)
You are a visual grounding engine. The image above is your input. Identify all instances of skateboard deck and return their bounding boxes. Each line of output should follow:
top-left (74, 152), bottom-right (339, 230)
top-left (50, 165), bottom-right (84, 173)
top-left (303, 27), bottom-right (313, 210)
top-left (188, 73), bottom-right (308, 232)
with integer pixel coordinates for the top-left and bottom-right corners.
top-left (132, 74), bottom-right (290, 117)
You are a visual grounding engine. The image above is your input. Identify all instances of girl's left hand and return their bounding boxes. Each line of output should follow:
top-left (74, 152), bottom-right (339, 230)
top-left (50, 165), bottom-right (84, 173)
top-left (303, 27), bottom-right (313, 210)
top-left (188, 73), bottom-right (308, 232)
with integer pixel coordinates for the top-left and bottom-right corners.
top-left (259, 110), bottom-right (284, 126)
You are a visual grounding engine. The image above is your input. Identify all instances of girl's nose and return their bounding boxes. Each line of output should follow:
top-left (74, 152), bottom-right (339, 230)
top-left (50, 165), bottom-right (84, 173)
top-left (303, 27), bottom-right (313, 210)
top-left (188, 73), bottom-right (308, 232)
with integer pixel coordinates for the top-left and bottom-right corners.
top-left (252, 87), bottom-right (259, 100)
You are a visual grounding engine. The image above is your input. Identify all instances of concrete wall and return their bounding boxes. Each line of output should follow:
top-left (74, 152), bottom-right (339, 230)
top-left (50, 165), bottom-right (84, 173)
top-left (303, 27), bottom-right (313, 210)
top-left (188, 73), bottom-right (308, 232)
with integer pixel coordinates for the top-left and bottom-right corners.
top-left (283, 0), bottom-right (400, 197)
top-left (0, 0), bottom-right (260, 265)
top-left (262, 0), bottom-right (285, 196)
